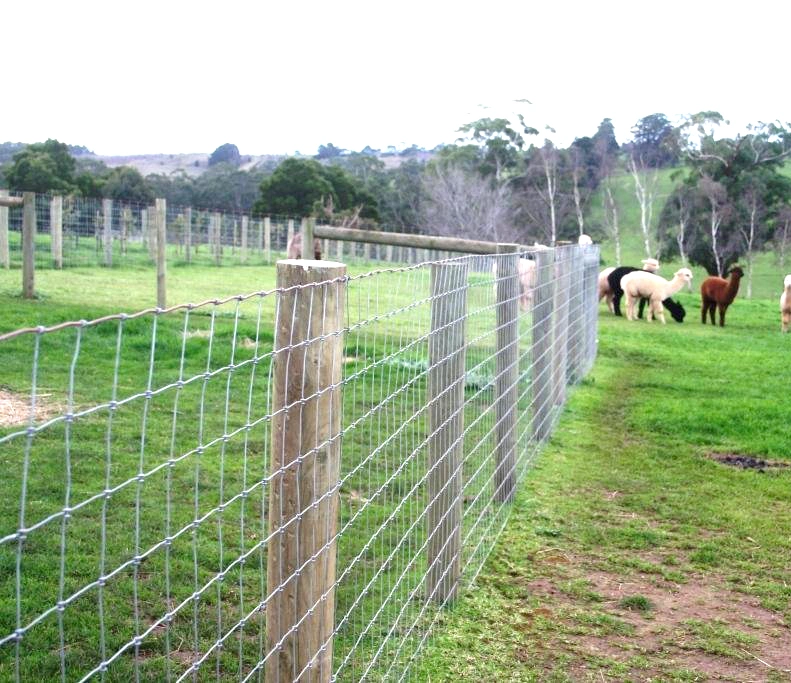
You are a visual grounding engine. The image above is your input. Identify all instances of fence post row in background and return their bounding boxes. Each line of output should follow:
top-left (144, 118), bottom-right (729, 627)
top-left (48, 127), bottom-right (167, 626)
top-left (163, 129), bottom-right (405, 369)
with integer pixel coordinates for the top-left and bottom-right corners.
top-left (552, 249), bottom-right (571, 408)
top-left (494, 244), bottom-right (520, 504)
top-left (50, 195), bottom-right (63, 269)
top-left (266, 258), bottom-right (346, 682)
top-left (22, 192), bottom-right (36, 299)
top-left (156, 198), bottom-right (167, 309)
top-left (0, 189), bottom-right (10, 269)
top-left (426, 260), bottom-right (468, 605)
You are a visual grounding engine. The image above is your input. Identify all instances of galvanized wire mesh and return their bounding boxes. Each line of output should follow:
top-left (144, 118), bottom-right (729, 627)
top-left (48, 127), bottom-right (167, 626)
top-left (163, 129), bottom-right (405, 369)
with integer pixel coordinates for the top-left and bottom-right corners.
top-left (0, 245), bottom-right (599, 681)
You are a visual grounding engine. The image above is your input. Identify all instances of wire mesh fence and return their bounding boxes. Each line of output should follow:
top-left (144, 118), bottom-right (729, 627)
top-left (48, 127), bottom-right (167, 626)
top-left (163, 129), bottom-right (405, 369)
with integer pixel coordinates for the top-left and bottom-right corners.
top-left (0, 245), bottom-right (599, 681)
top-left (0, 193), bottom-right (459, 273)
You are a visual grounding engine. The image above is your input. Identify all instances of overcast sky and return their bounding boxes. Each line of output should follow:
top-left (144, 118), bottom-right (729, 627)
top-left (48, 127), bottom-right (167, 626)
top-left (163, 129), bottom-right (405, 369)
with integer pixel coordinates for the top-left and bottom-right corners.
top-left (5, 0), bottom-right (789, 156)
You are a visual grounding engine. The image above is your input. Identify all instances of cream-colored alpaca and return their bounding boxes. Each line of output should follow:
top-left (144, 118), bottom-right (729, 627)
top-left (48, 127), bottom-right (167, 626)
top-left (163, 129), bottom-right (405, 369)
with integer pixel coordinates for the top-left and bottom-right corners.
top-left (621, 268), bottom-right (693, 324)
top-left (781, 274), bottom-right (791, 332)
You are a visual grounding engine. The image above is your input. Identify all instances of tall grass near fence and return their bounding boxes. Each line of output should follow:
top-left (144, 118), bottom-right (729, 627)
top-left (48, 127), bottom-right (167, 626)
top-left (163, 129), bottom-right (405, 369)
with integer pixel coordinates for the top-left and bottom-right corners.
top-left (0, 246), bottom-right (598, 681)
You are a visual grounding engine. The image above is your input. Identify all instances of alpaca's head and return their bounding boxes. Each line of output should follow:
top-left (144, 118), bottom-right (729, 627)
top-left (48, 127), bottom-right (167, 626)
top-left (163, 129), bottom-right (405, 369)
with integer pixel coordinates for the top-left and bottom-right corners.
top-left (728, 266), bottom-right (744, 279)
top-left (674, 268), bottom-right (693, 284)
top-left (785, 274), bottom-right (791, 289)
top-left (641, 258), bottom-right (660, 273)
top-left (665, 298), bottom-right (686, 323)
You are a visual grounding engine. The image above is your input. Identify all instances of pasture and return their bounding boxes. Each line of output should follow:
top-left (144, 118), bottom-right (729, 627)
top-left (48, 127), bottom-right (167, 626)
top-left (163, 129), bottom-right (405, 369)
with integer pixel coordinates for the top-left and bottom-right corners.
top-left (0, 255), bottom-right (562, 681)
top-left (1, 254), bottom-right (790, 681)
top-left (417, 290), bottom-right (791, 681)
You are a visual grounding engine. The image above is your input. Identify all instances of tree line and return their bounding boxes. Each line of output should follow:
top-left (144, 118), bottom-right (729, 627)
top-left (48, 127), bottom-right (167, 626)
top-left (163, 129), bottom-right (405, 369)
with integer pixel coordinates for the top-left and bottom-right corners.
top-left (3, 111), bottom-right (791, 278)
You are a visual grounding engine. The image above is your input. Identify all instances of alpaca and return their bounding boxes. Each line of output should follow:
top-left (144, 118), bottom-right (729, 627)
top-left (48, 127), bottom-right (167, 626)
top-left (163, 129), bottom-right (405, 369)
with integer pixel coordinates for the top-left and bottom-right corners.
top-left (286, 232), bottom-right (322, 260)
top-left (780, 274), bottom-right (791, 332)
top-left (607, 258), bottom-right (660, 316)
top-left (700, 266), bottom-right (744, 327)
top-left (578, 234), bottom-right (593, 246)
top-left (621, 268), bottom-right (694, 324)
top-left (598, 266), bottom-right (616, 313)
top-left (492, 258), bottom-right (536, 311)
top-left (660, 298), bottom-right (686, 324)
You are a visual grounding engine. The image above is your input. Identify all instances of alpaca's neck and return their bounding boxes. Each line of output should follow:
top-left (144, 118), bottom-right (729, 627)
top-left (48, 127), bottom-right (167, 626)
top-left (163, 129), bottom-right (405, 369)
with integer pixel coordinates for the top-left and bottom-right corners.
top-left (724, 273), bottom-right (742, 301)
top-left (665, 275), bottom-right (687, 297)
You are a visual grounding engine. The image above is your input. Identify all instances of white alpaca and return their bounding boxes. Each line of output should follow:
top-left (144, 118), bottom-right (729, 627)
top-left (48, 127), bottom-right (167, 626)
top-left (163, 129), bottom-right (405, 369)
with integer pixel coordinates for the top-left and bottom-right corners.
top-left (492, 258), bottom-right (537, 311)
top-left (578, 234), bottom-right (593, 246)
top-left (598, 266), bottom-right (615, 313)
top-left (621, 268), bottom-right (693, 324)
top-left (781, 274), bottom-right (791, 333)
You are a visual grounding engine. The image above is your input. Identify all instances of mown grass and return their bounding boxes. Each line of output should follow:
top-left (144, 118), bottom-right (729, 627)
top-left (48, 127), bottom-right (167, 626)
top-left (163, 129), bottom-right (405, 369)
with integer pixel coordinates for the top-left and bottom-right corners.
top-left (0, 259), bottom-right (538, 681)
top-left (416, 293), bottom-right (791, 681)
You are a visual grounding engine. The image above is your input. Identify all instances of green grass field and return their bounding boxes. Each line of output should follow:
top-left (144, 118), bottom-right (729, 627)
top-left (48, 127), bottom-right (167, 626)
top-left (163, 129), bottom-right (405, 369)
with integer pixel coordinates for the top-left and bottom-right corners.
top-left (0, 258), bottom-right (543, 681)
top-left (1, 228), bottom-right (790, 681)
top-left (416, 292), bottom-right (791, 681)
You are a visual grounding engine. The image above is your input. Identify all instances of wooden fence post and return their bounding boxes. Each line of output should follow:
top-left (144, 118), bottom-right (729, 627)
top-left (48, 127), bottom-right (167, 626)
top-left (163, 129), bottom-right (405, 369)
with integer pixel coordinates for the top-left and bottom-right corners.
top-left (50, 195), bottom-right (63, 269)
top-left (553, 248), bottom-right (571, 407)
top-left (147, 205), bottom-right (157, 260)
top-left (335, 238), bottom-right (343, 261)
top-left (213, 212), bottom-right (222, 265)
top-left (531, 249), bottom-right (554, 442)
top-left (156, 198), bottom-right (167, 308)
top-left (241, 215), bottom-right (248, 263)
top-left (287, 218), bottom-right (294, 249)
top-left (566, 247), bottom-right (584, 384)
top-left (0, 190), bottom-right (8, 269)
top-left (103, 198), bottom-right (113, 267)
top-left (301, 216), bottom-right (314, 258)
top-left (184, 207), bottom-right (192, 263)
top-left (22, 192), bottom-right (36, 299)
top-left (257, 219), bottom-right (263, 257)
top-left (426, 260), bottom-right (468, 604)
top-left (141, 208), bottom-right (148, 257)
top-left (264, 216), bottom-right (271, 262)
top-left (266, 258), bottom-right (346, 683)
top-left (494, 244), bottom-right (520, 503)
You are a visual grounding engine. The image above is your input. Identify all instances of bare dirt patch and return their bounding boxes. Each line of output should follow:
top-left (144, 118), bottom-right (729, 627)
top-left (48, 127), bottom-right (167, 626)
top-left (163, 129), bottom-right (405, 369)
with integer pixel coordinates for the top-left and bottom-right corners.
top-left (0, 388), bottom-right (61, 428)
top-left (709, 452), bottom-right (791, 472)
top-left (527, 559), bottom-right (791, 681)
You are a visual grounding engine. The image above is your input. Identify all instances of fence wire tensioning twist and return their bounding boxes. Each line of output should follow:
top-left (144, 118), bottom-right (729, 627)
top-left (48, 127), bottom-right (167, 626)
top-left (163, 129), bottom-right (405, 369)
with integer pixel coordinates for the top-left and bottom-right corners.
top-left (0, 245), bottom-right (599, 681)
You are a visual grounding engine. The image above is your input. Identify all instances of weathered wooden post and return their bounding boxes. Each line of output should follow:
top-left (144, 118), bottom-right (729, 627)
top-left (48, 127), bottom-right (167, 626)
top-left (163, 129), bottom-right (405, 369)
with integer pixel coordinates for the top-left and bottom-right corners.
top-left (582, 245), bottom-right (600, 373)
top-left (323, 238), bottom-right (329, 258)
top-left (386, 244), bottom-right (393, 263)
top-left (287, 218), bottom-right (294, 250)
top-left (335, 238), bottom-right (343, 261)
top-left (494, 244), bottom-right (520, 503)
top-left (566, 246), bottom-right (584, 384)
top-left (232, 218), bottom-right (238, 255)
top-left (553, 248), bottom-right (571, 407)
top-left (264, 216), bottom-right (271, 262)
top-left (0, 190), bottom-right (13, 269)
top-left (426, 259), bottom-right (468, 604)
top-left (155, 198), bottom-right (167, 308)
top-left (141, 207), bottom-right (149, 258)
top-left (50, 195), bottom-right (63, 269)
top-left (213, 212), bottom-right (222, 265)
top-left (531, 248), bottom-right (554, 442)
top-left (301, 216), bottom-right (314, 259)
top-left (241, 215), bottom-right (248, 263)
top-left (22, 192), bottom-right (36, 299)
top-left (266, 257), bottom-right (346, 683)
top-left (256, 219), bottom-right (263, 257)
top-left (147, 205), bottom-right (157, 260)
top-left (103, 198), bottom-right (113, 267)
top-left (184, 207), bottom-right (192, 263)
top-left (121, 207), bottom-right (131, 257)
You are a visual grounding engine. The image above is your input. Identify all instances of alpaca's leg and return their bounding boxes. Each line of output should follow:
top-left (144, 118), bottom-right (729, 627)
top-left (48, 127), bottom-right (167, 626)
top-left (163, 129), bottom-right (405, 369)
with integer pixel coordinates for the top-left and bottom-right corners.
top-left (719, 304), bottom-right (726, 327)
top-left (606, 293), bottom-right (614, 314)
top-left (701, 299), bottom-right (709, 324)
top-left (782, 310), bottom-right (790, 332)
top-left (625, 294), bottom-right (633, 320)
top-left (709, 302), bottom-right (716, 325)
top-left (655, 299), bottom-right (666, 324)
top-left (638, 298), bottom-right (647, 319)
top-left (613, 291), bottom-right (623, 316)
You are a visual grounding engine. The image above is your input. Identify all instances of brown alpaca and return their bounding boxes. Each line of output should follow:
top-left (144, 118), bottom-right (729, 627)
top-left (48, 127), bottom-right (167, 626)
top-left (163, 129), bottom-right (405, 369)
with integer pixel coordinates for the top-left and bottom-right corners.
top-left (286, 233), bottom-right (322, 260)
top-left (701, 266), bottom-right (744, 327)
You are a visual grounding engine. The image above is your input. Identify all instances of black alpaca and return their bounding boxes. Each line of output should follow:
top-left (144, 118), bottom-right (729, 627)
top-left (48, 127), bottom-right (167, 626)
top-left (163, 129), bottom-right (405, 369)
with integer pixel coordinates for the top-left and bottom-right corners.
top-left (607, 266), bottom-right (642, 316)
top-left (608, 266), bottom-right (686, 322)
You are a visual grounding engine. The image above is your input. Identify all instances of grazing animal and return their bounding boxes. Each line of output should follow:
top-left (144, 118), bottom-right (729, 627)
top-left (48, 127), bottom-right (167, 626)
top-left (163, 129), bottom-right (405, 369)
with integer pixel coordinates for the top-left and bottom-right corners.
top-left (660, 298), bottom-right (686, 323)
top-left (492, 258), bottom-right (537, 311)
top-left (607, 258), bottom-right (661, 316)
top-left (780, 274), bottom-right (791, 332)
top-left (700, 266), bottom-right (744, 327)
top-left (578, 234), bottom-right (593, 246)
top-left (621, 268), bottom-right (694, 324)
top-left (598, 266), bottom-right (616, 313)
top-left (286, 233), bottom-right (322, 260)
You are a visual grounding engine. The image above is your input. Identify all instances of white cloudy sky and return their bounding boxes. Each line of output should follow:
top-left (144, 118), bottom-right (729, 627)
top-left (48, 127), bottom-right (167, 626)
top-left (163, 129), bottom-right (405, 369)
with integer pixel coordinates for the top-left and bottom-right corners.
top-left (4, 0), bottom-right (788, 155)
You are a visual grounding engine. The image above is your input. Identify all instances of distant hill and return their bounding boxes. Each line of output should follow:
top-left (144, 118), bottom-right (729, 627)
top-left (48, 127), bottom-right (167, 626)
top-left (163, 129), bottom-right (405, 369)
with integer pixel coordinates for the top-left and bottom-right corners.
top-left (87, 153), bottom-right (287, 178)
